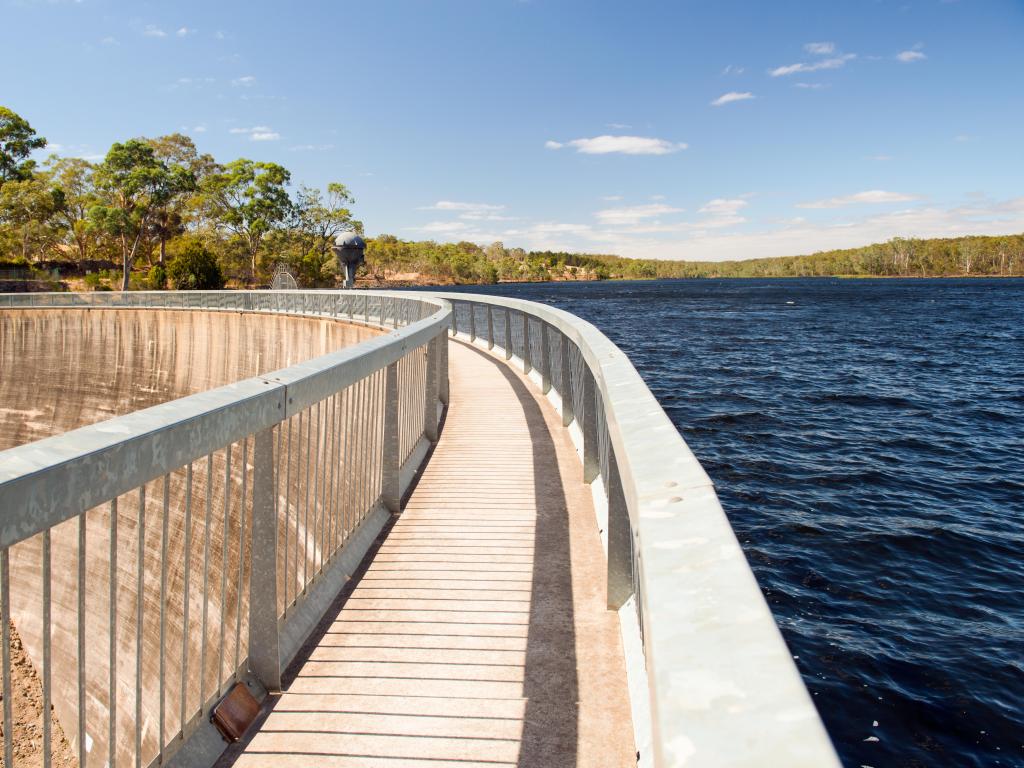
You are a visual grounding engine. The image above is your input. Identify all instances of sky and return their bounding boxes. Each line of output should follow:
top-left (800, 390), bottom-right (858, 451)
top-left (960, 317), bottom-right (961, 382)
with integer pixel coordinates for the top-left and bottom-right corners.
top-left (3, 0), bottom-right (1023, 262)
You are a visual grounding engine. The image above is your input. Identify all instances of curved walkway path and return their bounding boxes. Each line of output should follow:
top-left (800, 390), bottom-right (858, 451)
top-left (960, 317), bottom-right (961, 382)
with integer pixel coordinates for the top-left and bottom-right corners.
top-left (223, 339), bottom-right (636, 768)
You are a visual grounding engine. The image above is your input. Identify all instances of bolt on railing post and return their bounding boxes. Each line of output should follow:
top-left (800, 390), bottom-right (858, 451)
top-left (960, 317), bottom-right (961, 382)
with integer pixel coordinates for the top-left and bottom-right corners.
top-left (248, 425), bottom-right (282, 692)
top-left (540, 322), bottom-right (551, 394)
top-left (486, 306), bottom-right (495, 350)
top-left (522, 312), bottom-right (532, 374)
top-left (560, 333), bottom-right (574, 427)
top-left (424, 336), bottom-right (440, 442)
top-left (605, 448), bottom-right (633, 609)
top-left (582, 367), bottom-right (600, 483)
top-left (504, 309), bottom-right (513, 360)
top-left (382, 361), bottom-right (401, 513)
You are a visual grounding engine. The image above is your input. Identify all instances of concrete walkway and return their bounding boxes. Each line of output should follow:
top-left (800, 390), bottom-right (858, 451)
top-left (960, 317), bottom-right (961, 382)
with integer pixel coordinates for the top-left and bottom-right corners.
top-left (227, 340), bottom-right (636, 767)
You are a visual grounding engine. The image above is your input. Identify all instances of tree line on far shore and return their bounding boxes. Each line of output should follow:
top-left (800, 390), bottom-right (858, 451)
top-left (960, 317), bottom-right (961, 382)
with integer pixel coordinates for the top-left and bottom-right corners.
top-left (2, 106), bottom-right (1022, 290)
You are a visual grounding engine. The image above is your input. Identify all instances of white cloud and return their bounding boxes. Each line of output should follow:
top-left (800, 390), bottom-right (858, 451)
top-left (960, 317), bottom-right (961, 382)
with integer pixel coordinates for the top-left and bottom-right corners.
top-left (797, 190), bottom-right (920, 209)
top-left (230, 125), bottom-right (280, 141)
top-left (176, 27), bottom-right (195, 37)
top-left (143, 24), bottom-right (166, 38)
top-left (711, 91), bottom-right (755, 107)
top-left (954, 134), bottom-right (972, 142)
top-left (721, 64), bottom-right (745, 75)
top-left (421, 201), bottom-right (506, 213)
top-left (896, 50), bottom-right (926, 62)
top-left (794, 82), bottom-right (828, 90)
top-left (869, 154), bottom-right (892, 161)
top-left (420, 221), bottom-right (471, 234)
top-left (601, 195), bottom-right (624, 201)
top-left (607, 123), bottom-right (632, 129)
top-left (595, 204), bottom-right (684, 225)
top-left (231, 75), bottom-right (256, 87)
top-left (770, 53), bottom-right (855, 77)
top-left (804, 42), bottom-right (835, 55)
top-left (545, 135), bottom-right (687, 155)
top-left (699, 198), bottom-right (749, 216)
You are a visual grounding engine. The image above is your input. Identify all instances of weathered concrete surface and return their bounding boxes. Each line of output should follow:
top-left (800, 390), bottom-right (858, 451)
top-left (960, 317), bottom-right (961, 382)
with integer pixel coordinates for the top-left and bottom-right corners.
top-left (0, 308), bottom-right (378, 450)
top-left (0, 309), bottom-right (380, 768)
top-left (226, 340), bottom-right (635, 767)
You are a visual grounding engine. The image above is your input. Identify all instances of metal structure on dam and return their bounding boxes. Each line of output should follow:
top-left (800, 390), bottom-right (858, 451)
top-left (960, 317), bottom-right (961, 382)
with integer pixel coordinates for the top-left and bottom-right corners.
top-left (0, 290), bottom-right (841, 768)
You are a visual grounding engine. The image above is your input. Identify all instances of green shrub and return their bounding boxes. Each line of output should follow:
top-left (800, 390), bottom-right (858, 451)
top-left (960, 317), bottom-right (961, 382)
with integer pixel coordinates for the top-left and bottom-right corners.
top-left (147, 263), bottom-right (167, 290)
top-left (167, 243), bottom-right (225, 290)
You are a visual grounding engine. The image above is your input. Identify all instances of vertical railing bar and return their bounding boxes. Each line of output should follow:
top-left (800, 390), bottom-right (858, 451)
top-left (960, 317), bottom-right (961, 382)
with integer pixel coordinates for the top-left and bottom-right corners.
top-left (310, 403), bottom-right (322, 580)
top-left (326, 392), bottom-right (339, 563)
top-left (357, 376), bottom-right (369, 521)
top-left (341, 383), bottom-right (355, 544)
top-left (283, 417), bottom-right (293, 612)
top-left (369, 370), bottom-right (380, 517)
top-left (159, 474), bottom-right (171, 763)
top-left (179, 465), bottom-right (192, 741)
top-left (1, 547), bottom-right (13, 768)
top-left (135, 485), bottom-right (146, 768)
top-left (43, 526), bottom-right (53, 768)
top-left (376, 366), bottom-right (386, 505)
top-left (234, 436), bottom-right (249, 679)
top-left (302, 409), bottom-right (312, 594)
top-left (274, 423), bottom-right (284, 619)
top-left (486, 305), bottom-right (495, 349)
top-left (218, 444), bottom-right (231, 696)
top-left (199, 454), bottom-right (212, 716)
top-left (78, 509), bottom-right (87, 768)
top-left (504, 308), bottom-right (513, 360)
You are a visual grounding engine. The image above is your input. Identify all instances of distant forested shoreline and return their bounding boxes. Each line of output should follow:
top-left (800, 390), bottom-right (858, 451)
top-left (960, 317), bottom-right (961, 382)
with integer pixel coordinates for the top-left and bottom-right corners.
top-left (1, 106), bottom-right (1021, 291)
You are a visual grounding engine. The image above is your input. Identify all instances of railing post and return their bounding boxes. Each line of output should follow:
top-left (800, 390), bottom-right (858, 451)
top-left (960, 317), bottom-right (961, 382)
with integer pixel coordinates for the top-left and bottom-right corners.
top-left (439, 327), bottom-right (450, 406)
top-left (560, 333), bottom-right (574, 427)
top-left (504, 309), bottom-right (513, 360)
top-left (248, 426), bottom-right (281, 691)
top-left (522, 312), bottom-right (532, 374)
top-left (424, 336), bottom-right (440, 442)
top-left (540, 322), bottom-right (551, 394)
top-left (582, 367), bottom-right (599, 483)
top-left (486, 305), bottom-right (495, 350)
top-left (606, 448), bottom-right (633, 609)
top-left (382, 361), bottom-right (401, 513)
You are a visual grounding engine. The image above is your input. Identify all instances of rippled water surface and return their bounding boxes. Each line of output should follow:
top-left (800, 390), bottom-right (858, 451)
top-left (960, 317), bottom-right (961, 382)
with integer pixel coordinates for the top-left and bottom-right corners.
top-left (443, 278), bottom-right (1024, 768)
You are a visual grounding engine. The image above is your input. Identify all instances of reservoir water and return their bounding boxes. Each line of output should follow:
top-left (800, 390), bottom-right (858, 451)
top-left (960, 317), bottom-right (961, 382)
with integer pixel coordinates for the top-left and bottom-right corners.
top-left (439, 278), bottom-right (1023, 768)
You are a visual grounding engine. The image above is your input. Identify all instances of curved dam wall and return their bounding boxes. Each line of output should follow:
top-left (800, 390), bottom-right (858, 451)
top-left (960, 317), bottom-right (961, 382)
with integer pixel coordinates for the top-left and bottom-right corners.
top-left (0, 308), bottom-right (378, 450)
top-left (0, 308), bottom-right (381, 767)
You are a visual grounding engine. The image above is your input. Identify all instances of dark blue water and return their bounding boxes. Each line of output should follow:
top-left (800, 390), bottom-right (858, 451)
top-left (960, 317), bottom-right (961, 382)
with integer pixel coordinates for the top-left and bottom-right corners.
top-left (439, 278), bottom-right (1024, 768)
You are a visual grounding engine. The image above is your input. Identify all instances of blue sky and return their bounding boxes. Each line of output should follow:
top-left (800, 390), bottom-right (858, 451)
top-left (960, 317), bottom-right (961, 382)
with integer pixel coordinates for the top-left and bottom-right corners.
top-left (3, 0), bottom-right (1023, 261)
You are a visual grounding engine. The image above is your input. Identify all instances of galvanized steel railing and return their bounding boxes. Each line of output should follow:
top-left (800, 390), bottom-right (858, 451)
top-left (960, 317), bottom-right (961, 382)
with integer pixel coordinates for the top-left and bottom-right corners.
top-left (437, 293), bottom-right (841, 768)
top-left (0, 290), bottom-right (449, 768)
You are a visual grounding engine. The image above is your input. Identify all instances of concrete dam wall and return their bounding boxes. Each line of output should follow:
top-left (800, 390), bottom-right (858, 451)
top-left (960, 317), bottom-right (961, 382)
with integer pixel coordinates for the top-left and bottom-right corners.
top-left (0, 308), bottom-right (381, 767)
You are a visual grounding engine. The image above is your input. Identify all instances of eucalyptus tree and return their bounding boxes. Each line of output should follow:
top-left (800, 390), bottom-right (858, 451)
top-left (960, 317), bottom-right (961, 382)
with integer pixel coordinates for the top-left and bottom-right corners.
top-left (145, 134), bottom-right (207, 265)
top-left (294, 182), bottom-right (361, 258)
top-left (0, 176), bottom-right (61, 260)
top-left (0, 106), bottom-right (46, 185)
top-left (89, 139), bottom-right (190, 290)
top-left (45, 156), bottom-right (99, 264)
top-left (200, 158), bottom-right (292, 281)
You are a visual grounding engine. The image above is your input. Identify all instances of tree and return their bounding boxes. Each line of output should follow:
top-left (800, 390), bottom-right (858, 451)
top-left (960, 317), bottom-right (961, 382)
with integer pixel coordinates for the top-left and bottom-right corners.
top-left (89, 139), bottom-right (186, 290)
top-left (294, 182), bottom-right (361, 259)
top-left (167, 240), bottom-right (224, 289)
top-left (146, 134), bottom-right (208, 264)
top-left (45, 156), bottom-right (98, 264)
top-left (0, 106), bottom-right (47, 185)
top-left (200, 159), bottom-right (292, 281)
top-left (0, 176), bottom-right (61, 260)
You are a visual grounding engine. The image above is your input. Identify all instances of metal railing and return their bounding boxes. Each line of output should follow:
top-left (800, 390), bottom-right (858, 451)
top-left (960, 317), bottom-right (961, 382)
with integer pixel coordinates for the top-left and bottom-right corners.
top-left (437, 293), bottom-right (841, 768)
top-left (0, 290), bottom-right (449, 768)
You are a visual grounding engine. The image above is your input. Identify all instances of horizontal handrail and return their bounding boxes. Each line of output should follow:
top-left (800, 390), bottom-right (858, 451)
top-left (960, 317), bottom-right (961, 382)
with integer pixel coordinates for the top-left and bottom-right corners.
top-left (430, 292), bottom-right (841, 768)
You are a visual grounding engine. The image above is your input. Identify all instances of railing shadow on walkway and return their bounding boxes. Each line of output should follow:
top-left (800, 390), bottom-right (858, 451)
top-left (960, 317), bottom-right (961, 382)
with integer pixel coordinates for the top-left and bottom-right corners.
top-left (214, 341), bottom-right (582, 767)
